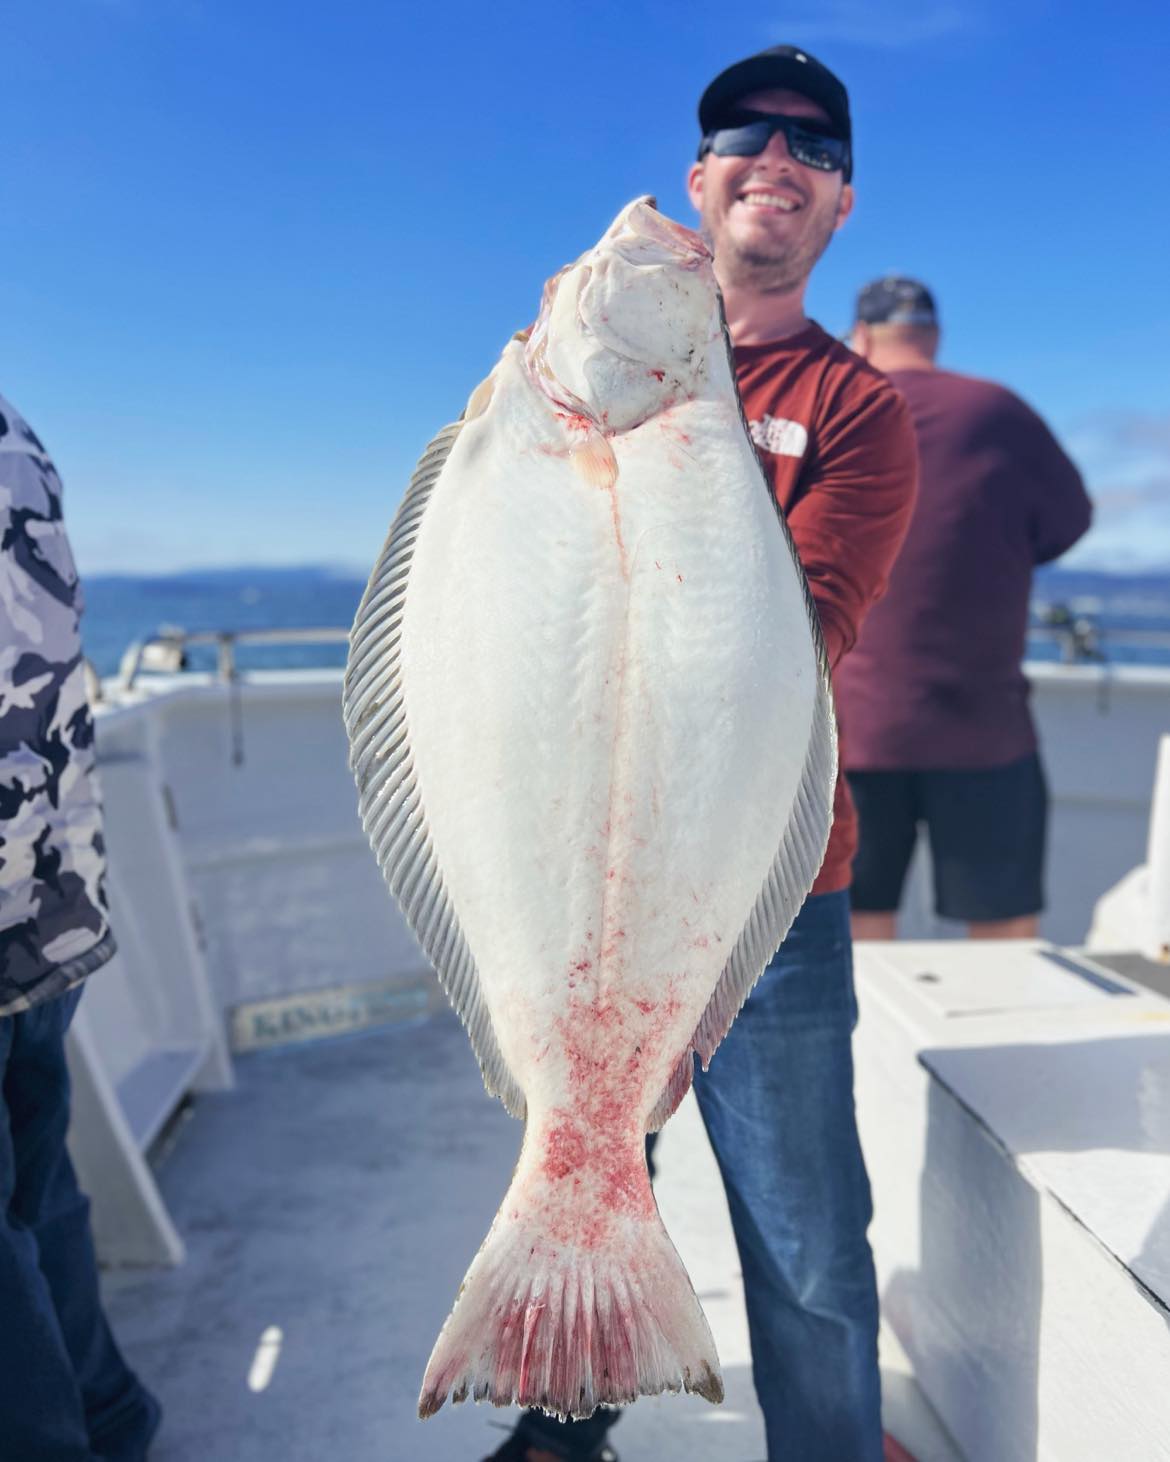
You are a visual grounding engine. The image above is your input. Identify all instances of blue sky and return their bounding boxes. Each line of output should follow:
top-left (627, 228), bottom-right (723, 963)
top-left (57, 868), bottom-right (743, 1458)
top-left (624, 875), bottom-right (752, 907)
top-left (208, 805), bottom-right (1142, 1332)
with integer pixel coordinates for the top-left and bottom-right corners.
top-left (5, 0), bottom-right (1169, 574)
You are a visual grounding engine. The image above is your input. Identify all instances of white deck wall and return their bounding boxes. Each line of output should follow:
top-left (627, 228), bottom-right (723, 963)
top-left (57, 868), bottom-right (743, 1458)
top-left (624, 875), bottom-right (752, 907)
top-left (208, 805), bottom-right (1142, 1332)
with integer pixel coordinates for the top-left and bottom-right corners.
top-left (91, 662), bottom-right (1170, 1021)
top-left (97, 672), bottom-right (431, 1022)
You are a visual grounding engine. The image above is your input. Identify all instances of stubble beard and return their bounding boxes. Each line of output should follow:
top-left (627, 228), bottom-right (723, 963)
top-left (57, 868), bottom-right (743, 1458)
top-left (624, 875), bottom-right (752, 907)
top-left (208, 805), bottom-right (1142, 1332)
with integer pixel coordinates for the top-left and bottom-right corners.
top-left (703, 194), bottom-right (840, 295)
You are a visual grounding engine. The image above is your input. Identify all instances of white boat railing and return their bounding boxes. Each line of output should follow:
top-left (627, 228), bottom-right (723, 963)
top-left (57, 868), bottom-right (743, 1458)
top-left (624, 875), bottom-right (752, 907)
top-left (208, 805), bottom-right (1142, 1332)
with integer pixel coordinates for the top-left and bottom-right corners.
top-left (114, 627), bottom-right (351, 691)
top-left (106, 618), bottom-right (1170, 698)
top-left (1029, 621), bottom-right (1170, 664)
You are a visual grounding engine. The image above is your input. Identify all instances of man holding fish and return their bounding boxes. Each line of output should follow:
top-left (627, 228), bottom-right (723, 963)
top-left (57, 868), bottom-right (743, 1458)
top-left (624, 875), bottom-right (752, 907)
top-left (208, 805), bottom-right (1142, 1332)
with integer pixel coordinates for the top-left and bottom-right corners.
top-left (472, 44), bottom-right (919, 1462)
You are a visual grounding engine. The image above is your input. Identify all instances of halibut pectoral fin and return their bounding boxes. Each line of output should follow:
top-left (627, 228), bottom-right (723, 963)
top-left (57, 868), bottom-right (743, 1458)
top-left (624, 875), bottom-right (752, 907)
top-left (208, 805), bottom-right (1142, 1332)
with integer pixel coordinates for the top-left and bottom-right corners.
top-left (569, 429), bottom-right (618, 489)
top-left (343, 419), bottom-right (526, 1120)
top-left (648, 646), bottom-right (838, 1129)
top-left (464, 372), bottom-right (495, 421)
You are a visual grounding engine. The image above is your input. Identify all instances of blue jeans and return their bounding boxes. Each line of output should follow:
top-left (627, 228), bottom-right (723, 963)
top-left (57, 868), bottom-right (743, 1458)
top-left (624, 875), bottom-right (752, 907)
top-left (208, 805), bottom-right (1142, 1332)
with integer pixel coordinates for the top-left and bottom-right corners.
top-left (0, 986), bottom-right (161, 1462)
top-left (514, 890), bottom-right (881, 1461)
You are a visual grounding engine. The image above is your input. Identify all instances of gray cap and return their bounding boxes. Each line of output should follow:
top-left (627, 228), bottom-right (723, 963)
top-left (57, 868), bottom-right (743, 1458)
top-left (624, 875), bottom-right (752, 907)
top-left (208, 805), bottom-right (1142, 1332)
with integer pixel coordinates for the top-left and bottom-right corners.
top-left (855, 275), bottom-right (938, 326)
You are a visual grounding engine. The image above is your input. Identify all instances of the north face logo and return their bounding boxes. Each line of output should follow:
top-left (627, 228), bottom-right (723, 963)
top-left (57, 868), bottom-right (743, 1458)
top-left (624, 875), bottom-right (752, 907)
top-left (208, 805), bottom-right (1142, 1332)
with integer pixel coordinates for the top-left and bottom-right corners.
top-left (749, 415), bottom-right (809, 458)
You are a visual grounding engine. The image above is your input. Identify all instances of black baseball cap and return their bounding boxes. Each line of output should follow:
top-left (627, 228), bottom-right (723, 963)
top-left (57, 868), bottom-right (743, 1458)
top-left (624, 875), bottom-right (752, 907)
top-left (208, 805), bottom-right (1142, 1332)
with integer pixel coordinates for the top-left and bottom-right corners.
top-left (698, 45), bottom-right (852, 178)
top-left (855, 276), bottom-right (938, 326)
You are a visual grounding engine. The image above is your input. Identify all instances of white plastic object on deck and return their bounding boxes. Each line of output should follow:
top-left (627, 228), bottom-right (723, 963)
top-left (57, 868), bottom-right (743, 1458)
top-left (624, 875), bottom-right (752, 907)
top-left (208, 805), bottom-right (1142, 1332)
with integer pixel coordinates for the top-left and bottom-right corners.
top-left (1087, 732), bottom-right (1170, 962)
top-left (1147, 733), bottom-right (1170, 962)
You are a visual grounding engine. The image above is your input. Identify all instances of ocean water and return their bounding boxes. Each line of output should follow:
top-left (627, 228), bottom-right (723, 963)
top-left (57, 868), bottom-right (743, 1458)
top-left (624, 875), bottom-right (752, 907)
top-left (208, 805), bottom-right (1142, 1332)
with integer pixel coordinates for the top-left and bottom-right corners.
top-left (82, 568), bottom-right (366, 679)
top-left (1031, 565), bottom-right (1170, 670)
top-left (80, 564), bottom-right (1170, 681)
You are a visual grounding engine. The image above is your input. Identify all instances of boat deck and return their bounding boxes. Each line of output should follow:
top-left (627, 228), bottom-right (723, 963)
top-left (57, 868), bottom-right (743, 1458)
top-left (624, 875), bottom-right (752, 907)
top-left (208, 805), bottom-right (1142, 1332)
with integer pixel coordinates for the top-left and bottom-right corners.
top-left (101, 1013), bottom-right (961, 1461)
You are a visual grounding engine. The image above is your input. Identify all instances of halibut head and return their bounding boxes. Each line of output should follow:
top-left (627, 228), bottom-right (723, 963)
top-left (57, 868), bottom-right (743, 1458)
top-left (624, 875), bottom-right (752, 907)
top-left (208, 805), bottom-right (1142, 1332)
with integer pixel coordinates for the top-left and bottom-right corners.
top-left (343, 198), bottom-right (836, 1422)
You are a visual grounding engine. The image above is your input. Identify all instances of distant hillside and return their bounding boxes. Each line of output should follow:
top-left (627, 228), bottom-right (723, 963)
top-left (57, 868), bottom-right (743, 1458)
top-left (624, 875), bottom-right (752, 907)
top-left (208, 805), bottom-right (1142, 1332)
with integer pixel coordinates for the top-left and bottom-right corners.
top-left (86, 562), bottom-right (1170, 594)
top-left (1035, 565), bottom-right (1170, 600)
top-left (86, 564), bottom-right (367, 595)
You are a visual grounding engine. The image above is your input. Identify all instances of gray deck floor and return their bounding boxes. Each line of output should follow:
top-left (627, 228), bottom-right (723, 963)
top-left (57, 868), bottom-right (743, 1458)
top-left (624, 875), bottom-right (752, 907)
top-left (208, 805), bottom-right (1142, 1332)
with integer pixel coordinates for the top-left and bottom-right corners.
top-left (102, 1014), bottom-right (960, 1461)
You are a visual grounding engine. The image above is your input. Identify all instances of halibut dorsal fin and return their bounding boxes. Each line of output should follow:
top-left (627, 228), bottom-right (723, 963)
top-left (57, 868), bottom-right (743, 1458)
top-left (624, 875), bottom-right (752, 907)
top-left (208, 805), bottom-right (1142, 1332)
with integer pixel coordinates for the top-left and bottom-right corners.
top-left (343, 419), bottom-right (526, 1120)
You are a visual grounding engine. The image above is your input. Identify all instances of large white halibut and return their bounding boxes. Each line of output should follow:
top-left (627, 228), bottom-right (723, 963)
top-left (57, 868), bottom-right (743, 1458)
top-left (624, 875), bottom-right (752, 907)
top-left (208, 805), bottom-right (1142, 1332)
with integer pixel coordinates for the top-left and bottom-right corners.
top-left (343, 198), bottom-right (836, 1422)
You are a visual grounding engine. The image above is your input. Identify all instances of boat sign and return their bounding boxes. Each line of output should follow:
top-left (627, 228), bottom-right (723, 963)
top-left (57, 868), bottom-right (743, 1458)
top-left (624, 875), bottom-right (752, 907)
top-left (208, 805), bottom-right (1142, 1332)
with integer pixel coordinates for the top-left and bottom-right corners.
top-left (230, 976), bottom-right (437, 1052)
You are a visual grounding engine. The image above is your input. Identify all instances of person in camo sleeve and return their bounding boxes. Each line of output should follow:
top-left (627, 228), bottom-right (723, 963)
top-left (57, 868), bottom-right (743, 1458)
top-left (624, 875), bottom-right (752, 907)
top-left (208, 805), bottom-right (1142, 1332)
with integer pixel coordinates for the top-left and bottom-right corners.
top-left (0, 391), bottom-right (161, 1461)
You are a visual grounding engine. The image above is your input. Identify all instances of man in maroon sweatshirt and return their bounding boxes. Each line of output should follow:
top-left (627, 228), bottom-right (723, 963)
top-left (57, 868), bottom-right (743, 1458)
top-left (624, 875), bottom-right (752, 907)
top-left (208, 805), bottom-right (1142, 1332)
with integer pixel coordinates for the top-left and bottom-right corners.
top-left (841, 277), bottom-right (1092, 939)
top-left (487, 46), bottom-right (918, 1462)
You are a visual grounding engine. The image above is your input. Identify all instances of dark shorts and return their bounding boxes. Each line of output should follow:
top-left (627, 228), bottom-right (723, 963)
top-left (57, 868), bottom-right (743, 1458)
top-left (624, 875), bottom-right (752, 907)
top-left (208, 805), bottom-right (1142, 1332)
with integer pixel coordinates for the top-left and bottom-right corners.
top-left (847, 752), bottom-right (1048, 922)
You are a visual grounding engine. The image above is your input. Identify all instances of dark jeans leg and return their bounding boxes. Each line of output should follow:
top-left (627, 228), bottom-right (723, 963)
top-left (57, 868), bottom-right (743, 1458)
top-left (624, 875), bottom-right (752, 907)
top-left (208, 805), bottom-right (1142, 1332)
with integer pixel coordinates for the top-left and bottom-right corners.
top-left (1, 986), bottom-right (160, 1462)
top-left (693, 890), bottom-right (882, 1462)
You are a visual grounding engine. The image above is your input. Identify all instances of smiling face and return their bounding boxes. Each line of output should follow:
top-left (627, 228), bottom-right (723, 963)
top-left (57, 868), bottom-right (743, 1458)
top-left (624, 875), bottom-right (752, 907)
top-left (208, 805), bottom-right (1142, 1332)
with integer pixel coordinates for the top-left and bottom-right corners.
top-left (686, 88), bottom-right (854, 294)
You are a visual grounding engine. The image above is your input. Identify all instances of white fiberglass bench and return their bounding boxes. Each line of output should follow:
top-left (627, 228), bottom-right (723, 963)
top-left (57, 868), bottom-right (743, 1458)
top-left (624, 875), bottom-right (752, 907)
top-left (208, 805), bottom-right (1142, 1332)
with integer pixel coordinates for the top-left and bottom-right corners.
top-left (854, 938), bottom-right (1170, 1462)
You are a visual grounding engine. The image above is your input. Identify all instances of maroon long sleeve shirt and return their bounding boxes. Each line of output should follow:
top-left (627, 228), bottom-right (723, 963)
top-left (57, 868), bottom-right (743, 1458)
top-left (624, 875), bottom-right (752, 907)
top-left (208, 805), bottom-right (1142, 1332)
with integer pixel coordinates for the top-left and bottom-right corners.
top-left (735, 324), bottom-right (919, 894)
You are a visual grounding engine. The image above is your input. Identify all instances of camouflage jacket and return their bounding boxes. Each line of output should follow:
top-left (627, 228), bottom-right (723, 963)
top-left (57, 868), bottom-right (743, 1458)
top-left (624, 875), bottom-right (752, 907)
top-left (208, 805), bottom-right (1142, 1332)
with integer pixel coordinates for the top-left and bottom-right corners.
top-left (0, 392), bottom-right (115, 1016)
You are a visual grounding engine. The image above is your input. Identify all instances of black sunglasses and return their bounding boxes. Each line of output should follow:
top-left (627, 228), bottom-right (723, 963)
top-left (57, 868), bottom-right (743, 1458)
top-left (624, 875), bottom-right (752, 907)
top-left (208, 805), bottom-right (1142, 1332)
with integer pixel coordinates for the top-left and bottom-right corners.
top-left (698, 112), bottom-right (851, 175)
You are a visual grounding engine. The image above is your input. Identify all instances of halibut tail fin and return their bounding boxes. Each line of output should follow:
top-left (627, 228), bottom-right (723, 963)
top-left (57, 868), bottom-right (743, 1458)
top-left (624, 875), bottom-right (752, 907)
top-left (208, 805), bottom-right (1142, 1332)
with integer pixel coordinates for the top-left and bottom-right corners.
top-left (418, 1203), bottom-right (722, 1421)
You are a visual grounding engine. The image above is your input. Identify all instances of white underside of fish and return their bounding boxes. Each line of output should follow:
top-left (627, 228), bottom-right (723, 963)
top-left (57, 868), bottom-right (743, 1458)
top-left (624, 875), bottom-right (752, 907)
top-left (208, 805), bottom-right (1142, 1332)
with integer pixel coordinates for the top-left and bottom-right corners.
top-left (343, 200), bottom-right (835, 1421)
